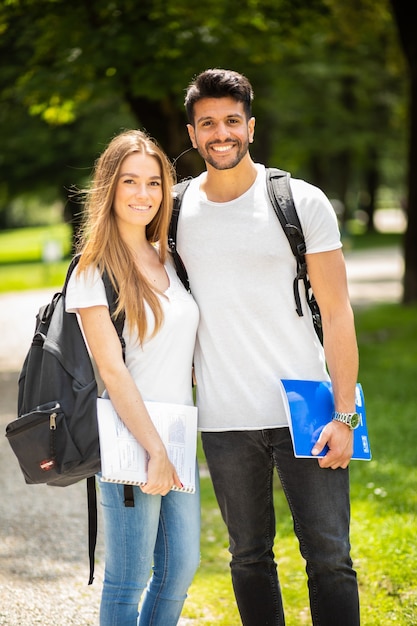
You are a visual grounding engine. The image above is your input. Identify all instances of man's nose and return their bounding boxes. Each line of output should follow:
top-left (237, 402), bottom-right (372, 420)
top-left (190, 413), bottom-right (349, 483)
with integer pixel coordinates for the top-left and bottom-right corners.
top-left (213, 122), bottom-right (230, 141)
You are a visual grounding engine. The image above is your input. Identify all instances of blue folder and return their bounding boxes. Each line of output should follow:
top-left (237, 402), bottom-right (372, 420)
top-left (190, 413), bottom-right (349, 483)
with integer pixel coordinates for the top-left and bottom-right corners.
top-left (280, 379), bottom-right (372, 461)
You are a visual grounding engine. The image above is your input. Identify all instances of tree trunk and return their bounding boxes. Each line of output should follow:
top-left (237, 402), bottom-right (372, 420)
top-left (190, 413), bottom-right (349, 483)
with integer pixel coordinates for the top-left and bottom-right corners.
top-left (402, 68), bottom-right (417, 302)
top-left (125, 94), bottom-right (204, 181)
top-left (364, 147), bottom-right (379, 233)
top-left (389, 0), bottom-right (417, 302)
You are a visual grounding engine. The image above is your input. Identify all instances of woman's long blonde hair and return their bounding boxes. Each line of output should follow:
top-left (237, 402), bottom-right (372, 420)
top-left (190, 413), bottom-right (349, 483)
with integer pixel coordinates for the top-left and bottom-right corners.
top-left (76, 129), bottom-right (176, 344)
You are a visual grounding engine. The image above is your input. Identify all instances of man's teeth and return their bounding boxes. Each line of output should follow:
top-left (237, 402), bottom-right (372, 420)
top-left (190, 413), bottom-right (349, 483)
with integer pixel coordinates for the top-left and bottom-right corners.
top-left (212, 145), bottom-right (233, 152)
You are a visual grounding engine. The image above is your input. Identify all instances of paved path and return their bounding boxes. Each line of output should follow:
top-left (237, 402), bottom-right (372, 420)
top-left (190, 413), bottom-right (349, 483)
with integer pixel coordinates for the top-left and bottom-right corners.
top-left (0, 246), bottom-right (404, 373)
top-left (0, 246), bottom-right (404, 625)
top-left (344, 245), bottom-right (403, 307)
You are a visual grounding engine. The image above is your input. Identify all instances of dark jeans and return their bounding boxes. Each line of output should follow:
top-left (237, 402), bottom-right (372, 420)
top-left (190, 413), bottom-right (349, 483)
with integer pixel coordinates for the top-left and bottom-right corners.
top-left (202, 428), bottom-right (360, 626)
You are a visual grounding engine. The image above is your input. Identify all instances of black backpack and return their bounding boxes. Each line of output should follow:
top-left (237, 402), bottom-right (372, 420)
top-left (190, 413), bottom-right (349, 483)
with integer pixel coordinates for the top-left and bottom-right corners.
top-left (168, 167), bottom-right (323, 344)
top-left (5, 255), bottom-right (133, 584)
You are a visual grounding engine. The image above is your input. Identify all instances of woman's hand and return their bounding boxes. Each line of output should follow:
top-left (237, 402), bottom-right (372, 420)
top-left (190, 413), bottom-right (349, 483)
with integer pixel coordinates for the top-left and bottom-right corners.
top-left (140, 449), bottom-right (183, 495)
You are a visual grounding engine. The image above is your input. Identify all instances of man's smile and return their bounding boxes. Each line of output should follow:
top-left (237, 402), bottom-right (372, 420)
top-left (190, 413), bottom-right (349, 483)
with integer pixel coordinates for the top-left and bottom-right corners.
top-left (211, 144), bottom-right (235, 152)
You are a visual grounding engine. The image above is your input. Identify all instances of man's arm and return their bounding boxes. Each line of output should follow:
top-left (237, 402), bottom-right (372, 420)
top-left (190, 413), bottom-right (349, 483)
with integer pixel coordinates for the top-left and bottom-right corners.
top-left (306, 248), bottom-right (359, 469)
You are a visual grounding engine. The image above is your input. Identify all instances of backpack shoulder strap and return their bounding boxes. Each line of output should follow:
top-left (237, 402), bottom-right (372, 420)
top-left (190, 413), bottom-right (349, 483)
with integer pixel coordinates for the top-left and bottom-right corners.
top-left (266, 168), bottom-right (306, 317)
top-left (266, 168), bottom-right (323, 343)
top-left (64, 254), bottom-right (126, 356)
top-left (96, 271), bottom-right (132, 579)
top-left (168, 178), bottom-right (193, 291)
top-left (102, 271), bottom-right (126, 358)
top-left (62, 253), bottom-right (81, 293)
top-left (266, 168), bottom-right (304, 258)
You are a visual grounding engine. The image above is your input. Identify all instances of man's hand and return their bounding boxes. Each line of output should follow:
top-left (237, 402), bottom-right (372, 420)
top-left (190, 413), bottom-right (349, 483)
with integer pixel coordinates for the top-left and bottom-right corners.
top-left (312, 420), bottom-right (354, 469)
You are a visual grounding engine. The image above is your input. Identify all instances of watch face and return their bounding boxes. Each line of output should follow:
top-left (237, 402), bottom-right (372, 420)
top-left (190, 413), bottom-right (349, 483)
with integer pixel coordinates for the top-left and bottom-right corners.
top-left (350, 413), bottom-right (360, 429)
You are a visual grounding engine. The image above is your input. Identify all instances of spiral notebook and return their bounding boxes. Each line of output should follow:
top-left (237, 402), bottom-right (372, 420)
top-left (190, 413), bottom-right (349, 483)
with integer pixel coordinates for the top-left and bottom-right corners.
top-left (279, 379), bottom-right (371, 461)
top-left (97, 398), bottom-right (198, 492)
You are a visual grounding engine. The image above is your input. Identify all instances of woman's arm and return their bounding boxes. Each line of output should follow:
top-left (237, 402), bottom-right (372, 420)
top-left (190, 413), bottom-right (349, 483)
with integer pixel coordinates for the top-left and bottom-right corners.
top-left (79, 305), bottom-right (182, 494)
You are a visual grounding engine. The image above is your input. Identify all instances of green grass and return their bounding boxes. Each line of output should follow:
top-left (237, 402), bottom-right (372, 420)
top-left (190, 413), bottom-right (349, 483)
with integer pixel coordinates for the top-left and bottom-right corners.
top-left (344, 304), bottom-right (417, 626)
top-left (1, 225), bottom-right (416, 624)
top-left (346, 230), bottom-right (402, 251)
top-left (185, 303), bottom-right (417, 625)
top-left (0, 223), bottom-right (404, 293)
top-left (0, 224), bottom-right (73, 292)
top-left (0, 223), bottom-right (72, 263)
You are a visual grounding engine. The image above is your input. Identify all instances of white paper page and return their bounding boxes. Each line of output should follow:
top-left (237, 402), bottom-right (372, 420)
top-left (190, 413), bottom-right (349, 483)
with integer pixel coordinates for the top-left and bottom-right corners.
top-left (97, 398), bottom-right (198, 492)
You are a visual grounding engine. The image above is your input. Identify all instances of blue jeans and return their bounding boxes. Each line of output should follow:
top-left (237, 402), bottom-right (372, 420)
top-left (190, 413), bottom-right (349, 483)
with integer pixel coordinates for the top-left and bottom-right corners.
top-left (98, 469), bottom-right (200, 626)
top-left (202, 428), bottom-right (360, 626)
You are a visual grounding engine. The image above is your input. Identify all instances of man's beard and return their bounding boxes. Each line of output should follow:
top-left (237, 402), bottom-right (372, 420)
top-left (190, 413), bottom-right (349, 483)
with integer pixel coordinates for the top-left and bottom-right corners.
top-left (197, 138), bottom-right (250, 171)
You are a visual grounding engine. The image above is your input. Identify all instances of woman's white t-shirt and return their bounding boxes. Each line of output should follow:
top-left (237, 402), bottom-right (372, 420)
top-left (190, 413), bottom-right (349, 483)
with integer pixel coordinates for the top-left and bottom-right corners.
top-left (66, 257), bottom-right (199, 407)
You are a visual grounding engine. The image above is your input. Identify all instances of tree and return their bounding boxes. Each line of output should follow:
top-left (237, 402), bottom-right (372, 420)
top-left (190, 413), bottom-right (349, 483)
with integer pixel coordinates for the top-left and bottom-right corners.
top-left (1, 0), bottom-right (310, 178)
top-left (389, 0), bottom-right (417, 303)
top-left (265, 0), bottom-right (407, 228)
top-left (0, 93), bottom-right (136, 228)
top-left (0, 0), bottom-right (408, 252)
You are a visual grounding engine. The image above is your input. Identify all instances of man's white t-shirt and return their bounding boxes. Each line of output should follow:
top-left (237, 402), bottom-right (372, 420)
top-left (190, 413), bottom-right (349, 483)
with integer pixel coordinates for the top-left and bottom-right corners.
top-left (177, 163), bottom-right (342, 431)
top-left (66, 258), bottom-right (199, 408)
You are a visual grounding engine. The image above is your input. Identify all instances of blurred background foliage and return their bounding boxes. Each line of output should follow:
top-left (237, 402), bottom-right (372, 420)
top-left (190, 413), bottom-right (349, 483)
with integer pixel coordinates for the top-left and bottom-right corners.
top-left (0, 0), bottom-right (408, 228)
top-left (1, 0), bottom-right (415, 300)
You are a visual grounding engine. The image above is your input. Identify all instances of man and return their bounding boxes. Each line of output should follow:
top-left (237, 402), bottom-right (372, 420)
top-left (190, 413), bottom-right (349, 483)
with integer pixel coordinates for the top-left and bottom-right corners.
top-left (176, 68), bottom-right (360, 626)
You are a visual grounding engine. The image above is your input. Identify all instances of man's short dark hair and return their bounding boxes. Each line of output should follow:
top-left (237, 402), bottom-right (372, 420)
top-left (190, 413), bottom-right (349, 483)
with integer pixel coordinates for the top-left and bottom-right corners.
top-left (184, 68), bottom-right (254, 124)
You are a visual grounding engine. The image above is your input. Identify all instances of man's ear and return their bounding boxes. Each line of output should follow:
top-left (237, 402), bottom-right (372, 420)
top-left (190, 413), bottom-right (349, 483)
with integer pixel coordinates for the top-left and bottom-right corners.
top-left (248, 116), bottom-right (255, 144)
top-left (187, 124), bottom-right (197, 149)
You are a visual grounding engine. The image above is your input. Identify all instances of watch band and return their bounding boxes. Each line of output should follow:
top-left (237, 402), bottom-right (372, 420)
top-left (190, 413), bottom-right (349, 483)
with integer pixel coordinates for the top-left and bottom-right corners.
top-left (333, 411), bottom-right (360, 430)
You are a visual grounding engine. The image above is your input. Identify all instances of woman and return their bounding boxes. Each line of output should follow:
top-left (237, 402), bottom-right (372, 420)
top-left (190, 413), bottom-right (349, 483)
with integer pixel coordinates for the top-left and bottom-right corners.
top-left (65, 129), bottom-right (200, 625)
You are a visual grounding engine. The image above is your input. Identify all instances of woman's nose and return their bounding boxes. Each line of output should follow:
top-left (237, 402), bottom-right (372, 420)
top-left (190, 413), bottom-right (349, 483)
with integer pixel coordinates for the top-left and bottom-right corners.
top-left (135, 184), bottom-right (149, 198)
